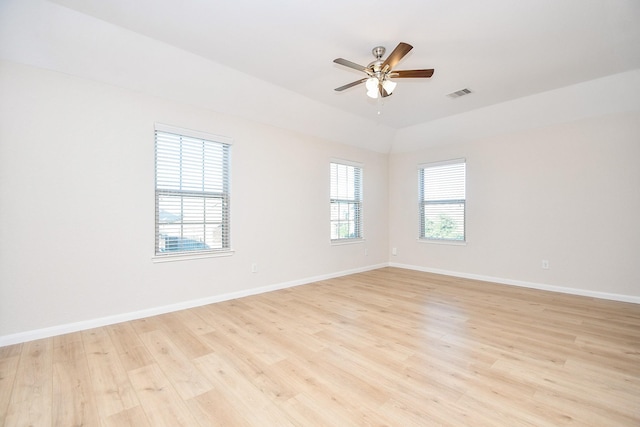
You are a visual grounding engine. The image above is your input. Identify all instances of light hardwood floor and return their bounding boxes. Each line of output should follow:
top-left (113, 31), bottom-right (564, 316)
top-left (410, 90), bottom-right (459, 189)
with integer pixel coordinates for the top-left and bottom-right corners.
top-left (1, 267), bottom-right (639, 426)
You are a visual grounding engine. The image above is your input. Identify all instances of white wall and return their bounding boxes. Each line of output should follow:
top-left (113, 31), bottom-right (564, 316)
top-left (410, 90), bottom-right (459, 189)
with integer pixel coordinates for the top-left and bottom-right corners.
top-left (0, 61), bottom-right (389, 341)
top-left (389, 111), bottom-right (640, 299)
top-left (1, 0), bottom-right (638, 344)
top-left (2, 61), bottom-right (639, 345)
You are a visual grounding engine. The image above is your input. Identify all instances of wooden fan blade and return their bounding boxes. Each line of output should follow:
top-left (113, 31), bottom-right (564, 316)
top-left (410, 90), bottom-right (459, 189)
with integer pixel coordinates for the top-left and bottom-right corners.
top-left (333, 58), bottom-right (369, 73)
top-left (381, 42), bottom-right (413, 71)
top-left (334, 78), bottom-right (367, 91)
top-left (391, 69), bottom-right (435, 78)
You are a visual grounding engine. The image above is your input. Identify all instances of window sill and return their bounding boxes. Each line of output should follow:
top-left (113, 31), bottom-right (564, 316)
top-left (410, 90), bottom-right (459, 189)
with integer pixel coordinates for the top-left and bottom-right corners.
top-left (152, 250), bottom-right (235, 263)
top-left (331, 238), bottom-right (365, 246)
top-left (417, 238), bottom-right (466, 246)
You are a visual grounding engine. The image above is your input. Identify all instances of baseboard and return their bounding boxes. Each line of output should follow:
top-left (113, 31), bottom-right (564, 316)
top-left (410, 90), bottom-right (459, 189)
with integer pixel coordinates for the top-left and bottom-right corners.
top-left (388, 262), bottom-right (640, 304)
top-left (5, 261), bottom-right (635, 347)
top-left (0, 263), bottom-right (388, 347)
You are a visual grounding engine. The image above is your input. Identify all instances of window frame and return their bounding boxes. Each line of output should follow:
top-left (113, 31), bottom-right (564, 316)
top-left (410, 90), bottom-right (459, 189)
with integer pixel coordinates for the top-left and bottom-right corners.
top-left (418, 158), bottom-right (466, 243)
top-left (153, 123), bottom-right (233, 261)
top-left (330, 159), bottom-right (363, 243)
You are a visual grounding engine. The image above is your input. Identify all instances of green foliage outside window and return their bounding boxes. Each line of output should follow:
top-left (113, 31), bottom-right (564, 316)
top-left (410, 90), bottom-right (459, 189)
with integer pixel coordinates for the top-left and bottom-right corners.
top-left (424, 214), bottom-right (464, 240)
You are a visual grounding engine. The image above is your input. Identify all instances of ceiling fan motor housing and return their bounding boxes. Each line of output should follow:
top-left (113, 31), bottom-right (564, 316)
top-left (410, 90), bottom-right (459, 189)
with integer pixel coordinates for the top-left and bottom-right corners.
top-left (368, 46), bottom-right (386, 74)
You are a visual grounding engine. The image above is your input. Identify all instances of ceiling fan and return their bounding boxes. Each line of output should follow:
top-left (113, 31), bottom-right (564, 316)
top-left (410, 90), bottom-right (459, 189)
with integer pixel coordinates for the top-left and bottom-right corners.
top-left (333, 42), bottom-right (434, 99)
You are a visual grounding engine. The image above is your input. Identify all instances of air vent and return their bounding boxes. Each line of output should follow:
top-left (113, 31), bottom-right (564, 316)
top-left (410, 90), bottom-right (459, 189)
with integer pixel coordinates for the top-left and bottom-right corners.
top-left (447, 88), bottom-right (472, 98)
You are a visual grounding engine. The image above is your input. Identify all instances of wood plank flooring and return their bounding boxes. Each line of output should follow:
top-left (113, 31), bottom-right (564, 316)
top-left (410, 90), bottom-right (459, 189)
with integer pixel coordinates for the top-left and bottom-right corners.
top-left (1, 267), bottom-right (639, 426)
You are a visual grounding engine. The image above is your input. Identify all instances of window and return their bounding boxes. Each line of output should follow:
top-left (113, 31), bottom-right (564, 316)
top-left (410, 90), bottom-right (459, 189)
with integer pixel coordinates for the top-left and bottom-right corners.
top-left (330, 161), bottom-right (362, 241)
top-left (419, 159), bottom-right (466, 242)
top-left (155, 124), bottom-right (231, 256)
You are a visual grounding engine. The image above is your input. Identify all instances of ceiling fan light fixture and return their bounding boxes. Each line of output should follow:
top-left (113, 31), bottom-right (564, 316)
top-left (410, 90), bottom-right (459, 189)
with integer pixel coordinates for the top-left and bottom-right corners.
top-left (365, 77), bottom-right (378, 92)
top-left (382, 79), bottom-right (397, 94)
top-left (366, 88), bottom-right (379, 99)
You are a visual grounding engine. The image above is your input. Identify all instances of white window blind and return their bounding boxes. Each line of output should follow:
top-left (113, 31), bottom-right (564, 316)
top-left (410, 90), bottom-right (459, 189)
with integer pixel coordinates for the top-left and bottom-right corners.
top-left (330, 161), bottom-right (362, 241)
top-left (419, 159), bottom-right (466, 241)
top-left (155, 125), bottom-right (231, 255)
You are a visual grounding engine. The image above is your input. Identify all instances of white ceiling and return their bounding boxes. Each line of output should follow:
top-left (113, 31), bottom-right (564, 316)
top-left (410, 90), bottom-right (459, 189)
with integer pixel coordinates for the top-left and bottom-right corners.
top-left (45, 0), bottom-right (640, 130)
top-left (1, 0), bottom-right (639, 153)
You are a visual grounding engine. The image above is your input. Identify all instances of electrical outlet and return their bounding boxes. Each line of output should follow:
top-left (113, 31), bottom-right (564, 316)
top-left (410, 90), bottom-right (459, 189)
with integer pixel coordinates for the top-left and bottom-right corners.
top-left (364, 248), bottom-right (368, 256)
top-left (541, 260), bottom-right (549, 270)
top-left (251, 263), bottom-right (258, 273)
top-left (392, 247), bottom-right (397, 256)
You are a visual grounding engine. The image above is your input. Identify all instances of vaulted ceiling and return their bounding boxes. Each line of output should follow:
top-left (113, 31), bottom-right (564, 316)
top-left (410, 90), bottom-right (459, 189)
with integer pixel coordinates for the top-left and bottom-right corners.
top-left (2, 0), bottom-right (640, 152)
